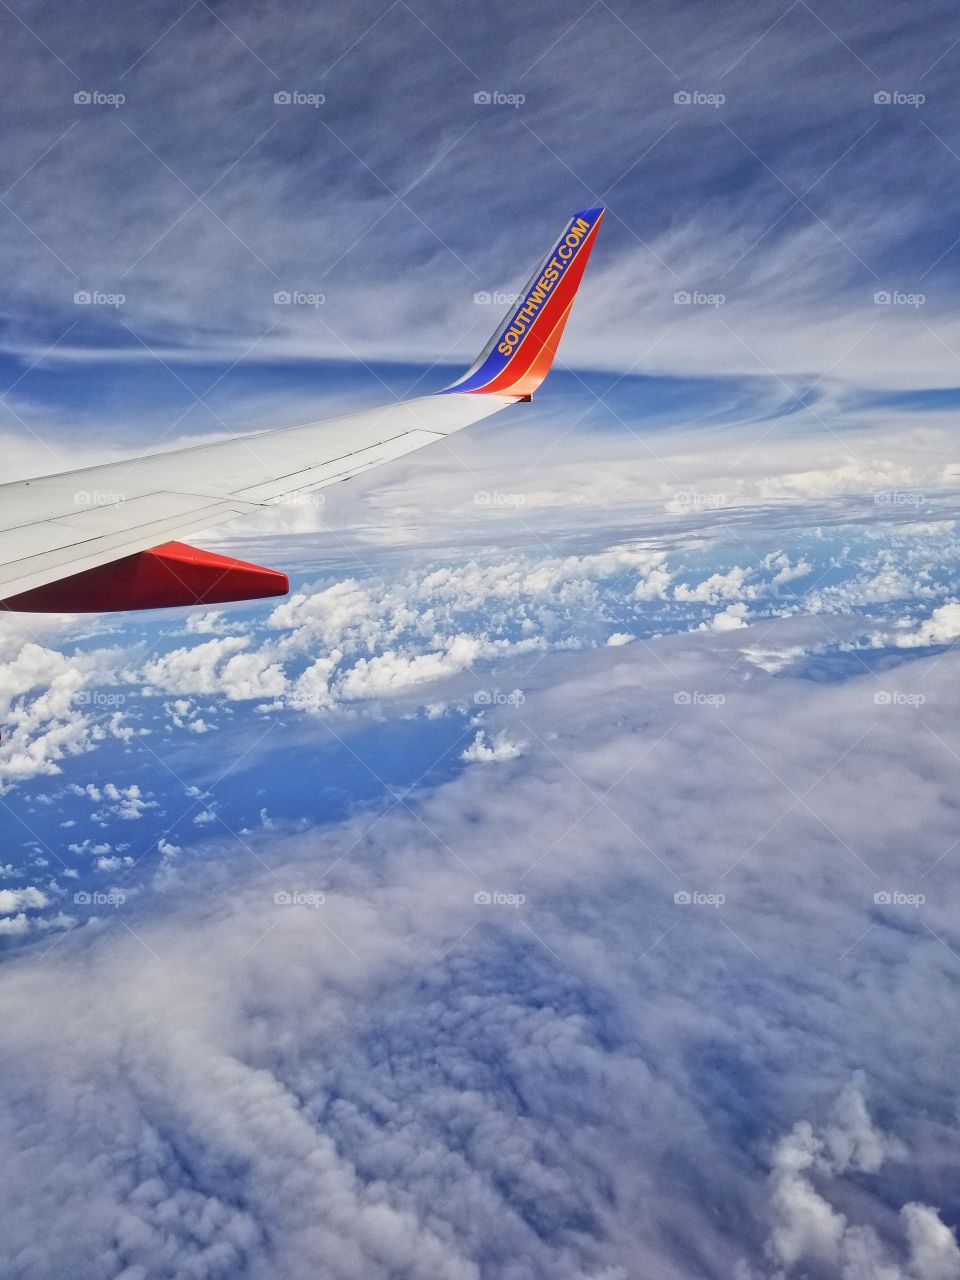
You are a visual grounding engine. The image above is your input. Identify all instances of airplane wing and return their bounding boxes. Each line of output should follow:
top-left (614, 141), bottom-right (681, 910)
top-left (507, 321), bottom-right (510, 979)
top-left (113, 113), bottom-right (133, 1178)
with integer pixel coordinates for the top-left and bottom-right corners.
top-left (0, 206), bottom-right (604, 613)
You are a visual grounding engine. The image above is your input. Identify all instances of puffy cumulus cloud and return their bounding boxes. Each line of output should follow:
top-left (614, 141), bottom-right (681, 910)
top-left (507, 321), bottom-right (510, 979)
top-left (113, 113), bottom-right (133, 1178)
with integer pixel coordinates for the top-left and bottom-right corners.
top-left (892, 602), bottom-right (960, 648)
top-left (67, 839), bottom-right (113, 857)
top-left (0, 914), bottom-right (34, 938)
top-left (142, 636), bottom-right (286, 701)
top-left (337, 635), bottom-right (506, 702)
top-left (0, 617), bottom-right (143, 792)
top-left (764, 554), bottom-right (812, 590)
top-left (132, 546), bottom-right (679, 715)
top-left (763, 1077), bottom-right (959, 1279)
top-left (184, 611), bottom-right (243, 636)
top-left (675, 567), bottom-right (755, 605)
top-left (460, 729), bottom-right (526, 763)
top-left (902, 1205), bottom-right (960, 1280)
top-left (0, 640), bottom-right (96, 791)
top-left (71, 780), bottom-right (156, 822)
top-left (0, 887), bottom-right (48, 915)
top-left (94, 854), bottom-right (134, 872)
top-left (0, 886), bottom-right (51, 940)
top-left (705, 602), bottom-right (750, 631)
top-left (1, 621), bottom-right (960, 1276)
top-left (268, 547), bottom-right (674, 657)
top-left (740, 645), bottom-right (808, 674)
top-left (4, 513), bottom-right (960, 808)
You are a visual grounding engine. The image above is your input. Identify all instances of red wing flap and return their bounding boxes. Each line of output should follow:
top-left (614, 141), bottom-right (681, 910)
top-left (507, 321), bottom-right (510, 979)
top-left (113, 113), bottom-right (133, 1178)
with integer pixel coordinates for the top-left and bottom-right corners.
top-left (0, 541), bottom-right (289, 613)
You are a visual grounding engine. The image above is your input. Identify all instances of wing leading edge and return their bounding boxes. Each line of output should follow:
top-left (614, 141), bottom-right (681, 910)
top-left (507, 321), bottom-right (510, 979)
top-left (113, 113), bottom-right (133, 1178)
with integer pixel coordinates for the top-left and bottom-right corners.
top-left (0, 206), bottom-right (604, 612)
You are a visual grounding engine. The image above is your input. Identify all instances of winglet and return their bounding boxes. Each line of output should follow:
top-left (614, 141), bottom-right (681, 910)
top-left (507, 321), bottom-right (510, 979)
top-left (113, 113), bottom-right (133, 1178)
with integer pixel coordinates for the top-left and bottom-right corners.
top-left (440, 206), bottom-right (604, 399)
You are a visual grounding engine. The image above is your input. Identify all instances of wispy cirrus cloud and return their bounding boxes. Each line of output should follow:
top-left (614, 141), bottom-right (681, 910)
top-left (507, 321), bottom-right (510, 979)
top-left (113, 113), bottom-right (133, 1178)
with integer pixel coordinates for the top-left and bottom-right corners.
top-left (2, 0), bottom-right (960, 389)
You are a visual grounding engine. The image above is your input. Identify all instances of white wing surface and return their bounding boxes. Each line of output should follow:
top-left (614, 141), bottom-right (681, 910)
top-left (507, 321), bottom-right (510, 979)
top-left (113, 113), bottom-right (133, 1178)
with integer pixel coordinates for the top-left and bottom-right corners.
top-left (0, 206), bottom-right (604, 612)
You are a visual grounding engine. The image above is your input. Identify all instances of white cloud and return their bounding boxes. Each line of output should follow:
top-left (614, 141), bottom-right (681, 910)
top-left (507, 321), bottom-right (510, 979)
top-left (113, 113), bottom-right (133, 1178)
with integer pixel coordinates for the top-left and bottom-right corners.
top-left (675, 568), bottom-right (754, 605)
top-left (765, 1077), bottom-right (957, 1280)
top-left (902, 1203), bottom-right (960, 1280)
top-left (0, 886), bottom-right (48, 915)
top-left (97, 783), bottom-right (155, 821)
top-left (705, 603), bottom-right (750, 631)
top-left (893, 602), bottom-right (960, 648)
top-left (1, 627), bottom-right (960, 1275)
top-left (461, 730), bottom-right (526, 763)
top-left (143, 636), bottom-right (286, 701)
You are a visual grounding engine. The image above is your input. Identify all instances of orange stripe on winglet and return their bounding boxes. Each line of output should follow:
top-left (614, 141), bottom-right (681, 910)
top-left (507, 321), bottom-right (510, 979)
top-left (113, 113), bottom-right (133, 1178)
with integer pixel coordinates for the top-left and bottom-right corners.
top-left (468, 215), bottom-right (601, 398)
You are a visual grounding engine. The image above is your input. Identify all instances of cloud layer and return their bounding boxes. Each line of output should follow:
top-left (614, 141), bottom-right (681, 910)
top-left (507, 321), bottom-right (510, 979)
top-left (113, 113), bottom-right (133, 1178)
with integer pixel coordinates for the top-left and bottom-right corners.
top-left (1, 620), bottom-right (960, 1277)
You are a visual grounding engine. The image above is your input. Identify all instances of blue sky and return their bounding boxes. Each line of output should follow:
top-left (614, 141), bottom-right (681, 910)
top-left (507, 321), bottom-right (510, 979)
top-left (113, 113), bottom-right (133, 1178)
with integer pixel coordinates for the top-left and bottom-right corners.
top-left (4, 2), bottom-right (960, 1278)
